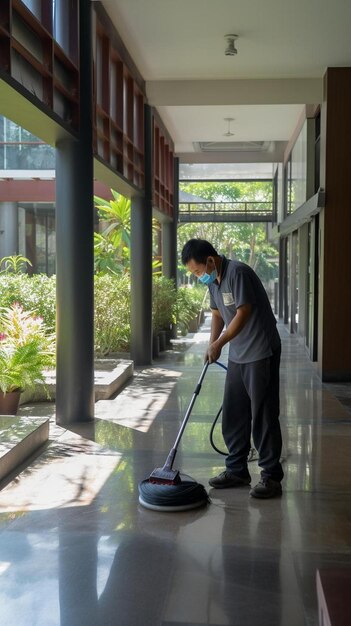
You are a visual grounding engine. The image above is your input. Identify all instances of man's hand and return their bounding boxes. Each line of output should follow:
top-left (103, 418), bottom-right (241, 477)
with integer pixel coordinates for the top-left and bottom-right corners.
top-left (205, 341), bottom-right (222, 364)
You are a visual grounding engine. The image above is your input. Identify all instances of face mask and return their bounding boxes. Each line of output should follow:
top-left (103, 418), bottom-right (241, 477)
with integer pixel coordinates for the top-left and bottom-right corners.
top-left (198, 261), bottom-right (217, 285)
top-left (199, 270), bottom-right (217, 285)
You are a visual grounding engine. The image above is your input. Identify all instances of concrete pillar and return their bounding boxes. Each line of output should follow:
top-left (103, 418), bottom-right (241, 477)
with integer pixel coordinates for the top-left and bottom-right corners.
top-left (130, 104), bottom-right (153, 365)
top-left (130, 195), bottom-right (153, 364)
top-left (55, 0), bottom-right (94, 424)
top-left (162, 222), bottom-right (176, 280)
top-left (0, 202), bottom-right (18, 259)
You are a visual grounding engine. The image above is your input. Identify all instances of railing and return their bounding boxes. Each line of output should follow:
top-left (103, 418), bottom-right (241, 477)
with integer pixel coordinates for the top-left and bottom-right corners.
top-left (178, 201), bottom-right (273, 223)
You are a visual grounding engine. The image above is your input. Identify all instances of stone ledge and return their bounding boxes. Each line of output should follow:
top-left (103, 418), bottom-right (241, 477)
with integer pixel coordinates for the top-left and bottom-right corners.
top-left (19, 358), bottom-right (134, 405)
top-left (0, 416), bottom-right (49, 486)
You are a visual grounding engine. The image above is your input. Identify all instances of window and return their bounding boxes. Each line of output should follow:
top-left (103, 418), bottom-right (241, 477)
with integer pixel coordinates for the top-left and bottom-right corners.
top-left (0, 116), bottom-right (55, 170)
top-left (21, 0), bottom-right (41, 21)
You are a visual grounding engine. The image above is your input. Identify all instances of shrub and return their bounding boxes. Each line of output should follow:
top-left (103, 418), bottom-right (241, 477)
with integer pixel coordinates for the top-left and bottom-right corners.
top-left (175, 285), bottom-right (206, 335)
top-left (0, 303), bottom-right (55, 394)
top-left (0, 273), bottom-right (207, 358)
top-left (94, 274), bottom-right (131, 355)
top-left (0, 275), bottom-right (56, 332)
top-left (152, 276), bottom-right (177, 332)
top-left (0, 274), bottom-right (132, 355)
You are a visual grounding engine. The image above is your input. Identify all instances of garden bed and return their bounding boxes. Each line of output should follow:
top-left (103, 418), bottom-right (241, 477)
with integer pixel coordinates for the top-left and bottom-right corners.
top-left (19, 358), bottom-right (134, 404)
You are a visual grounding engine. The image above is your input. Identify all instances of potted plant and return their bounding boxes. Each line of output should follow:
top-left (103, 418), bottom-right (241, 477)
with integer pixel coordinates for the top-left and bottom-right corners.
top-left (0, 303), bottom-right (55, 415)
top-left (152, 276), bottom-right (177, 353)
top-left (175, 286), bottom-right (207, 336)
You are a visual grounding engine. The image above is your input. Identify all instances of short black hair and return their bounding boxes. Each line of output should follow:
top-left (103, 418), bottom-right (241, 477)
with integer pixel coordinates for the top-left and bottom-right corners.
top-left (181, 239), bottom-right (218, 265)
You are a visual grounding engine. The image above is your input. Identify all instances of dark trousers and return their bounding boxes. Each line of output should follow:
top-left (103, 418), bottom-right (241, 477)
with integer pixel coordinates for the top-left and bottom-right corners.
top-left (222, 346), bottom-right (284, 482)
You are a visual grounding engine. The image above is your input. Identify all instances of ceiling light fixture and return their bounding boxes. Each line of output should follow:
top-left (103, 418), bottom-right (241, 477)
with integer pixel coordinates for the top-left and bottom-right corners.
top-left (224, 34), bottom-right (238, 56)
top-left (223, 117), bottom-right (235, 137)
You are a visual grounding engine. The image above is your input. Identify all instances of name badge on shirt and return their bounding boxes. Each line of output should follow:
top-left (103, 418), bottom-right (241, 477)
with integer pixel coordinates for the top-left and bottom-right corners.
top-left (222, 292), bottom-right (235, 306)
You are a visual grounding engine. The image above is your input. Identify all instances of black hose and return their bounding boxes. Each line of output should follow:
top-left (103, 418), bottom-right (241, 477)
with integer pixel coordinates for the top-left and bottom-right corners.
top-left (139, 361), bottom-right (258, 511)
top-left (210, 361), bottom-right (258, 462)
top-left (209, 405), bottom-right (226, 455)
top-left (209, 361), bottom-right (227, 455)
top-left (208, 405), bottom-right (257, 461)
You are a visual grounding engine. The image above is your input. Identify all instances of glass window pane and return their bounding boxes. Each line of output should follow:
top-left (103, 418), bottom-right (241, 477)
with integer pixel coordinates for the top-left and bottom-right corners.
top-left (21, 0), bottom-right (41, 20)
top-left (0, 116), bottom-right (5, 142)
top-left (53, 0), bottom-right (77, 61)
top-left (47, 215), bottom-right (56, 276)
top-left (0, 117), bottom-right (55, 170)
top-left (35, 218), bottom-right (47, 273)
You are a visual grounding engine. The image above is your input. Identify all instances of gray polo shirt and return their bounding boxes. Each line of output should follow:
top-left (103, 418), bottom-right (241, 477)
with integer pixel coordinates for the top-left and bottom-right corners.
top-left (209, 256), bottom-right (280, 363)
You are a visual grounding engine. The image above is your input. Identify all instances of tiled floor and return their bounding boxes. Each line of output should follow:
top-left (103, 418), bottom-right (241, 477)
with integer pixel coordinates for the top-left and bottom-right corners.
top-left (0, 319), bottom-right (350, 626)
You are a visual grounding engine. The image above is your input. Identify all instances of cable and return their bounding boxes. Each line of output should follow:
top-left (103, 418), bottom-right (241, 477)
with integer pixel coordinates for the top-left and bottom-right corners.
top-left (209, 404), bottom-right (226, 455)
top-left (208, 362), bottom-right (228, 455)
top-left (213, 360), bottom-right (227, 373)
top-left (210, 361), bottom-right (258, 462)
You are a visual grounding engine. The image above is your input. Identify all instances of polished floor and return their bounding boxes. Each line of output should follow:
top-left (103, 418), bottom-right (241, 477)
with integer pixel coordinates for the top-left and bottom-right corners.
top-left (0, 319), bottom-right (350, 625)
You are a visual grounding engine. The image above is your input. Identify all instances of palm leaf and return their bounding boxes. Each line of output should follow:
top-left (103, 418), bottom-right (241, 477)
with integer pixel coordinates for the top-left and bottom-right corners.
top-left (0, 337), bottom-right (53, 393)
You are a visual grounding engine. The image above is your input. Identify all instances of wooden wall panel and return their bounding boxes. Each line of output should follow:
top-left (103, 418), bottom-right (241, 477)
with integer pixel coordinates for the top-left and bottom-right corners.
top-left (0, 0), bottom-right (79, 131)
top-left (93, 3), bottom-right (145, 191)
top-left (153, 112), bottom-right (174, 218)
top-left (319, 67), bottom-right (351, 380)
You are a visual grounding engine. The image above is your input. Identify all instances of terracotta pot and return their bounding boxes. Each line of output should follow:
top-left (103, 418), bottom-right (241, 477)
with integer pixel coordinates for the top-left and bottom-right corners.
top-left (0, 389), bottom-right (21, 415)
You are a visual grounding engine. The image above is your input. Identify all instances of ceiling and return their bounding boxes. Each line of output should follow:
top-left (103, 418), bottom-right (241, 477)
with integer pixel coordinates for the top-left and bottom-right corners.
top-left (101, 0), bottom-right (351, 162)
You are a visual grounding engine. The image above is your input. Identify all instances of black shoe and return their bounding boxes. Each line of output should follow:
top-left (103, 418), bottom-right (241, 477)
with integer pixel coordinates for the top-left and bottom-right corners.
top-left (209, 471), bottom-right (251, 489)
top-left (249, 478), bottom-right (282, 499)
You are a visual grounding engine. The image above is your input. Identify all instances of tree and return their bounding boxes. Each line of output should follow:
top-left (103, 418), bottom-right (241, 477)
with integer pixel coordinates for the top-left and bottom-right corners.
top-left (178, 181), bottom-right (278, 286)
top-left (94, 190), bottom-right (131, 275)
top-left (94, 190), bottom-right (161, 275)
top-left (179, 180), bottom-right (272, 203)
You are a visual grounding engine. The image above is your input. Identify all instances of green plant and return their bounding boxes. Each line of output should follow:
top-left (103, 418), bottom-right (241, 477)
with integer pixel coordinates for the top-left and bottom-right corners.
top-left (175, 286), bottom-right (206, 335)
top-left (0, 275), bottom-right (56, 331)
top-left (94, 190), bottom-right (132, 275)
top-left (94, 232), bottom-right (126, 275)
top-left (94, 275), bottom-right (131, 355)
top-left (152, 258), bottom-right (162, 275)
top-left (0, 273), bottom-right (132, 356)
top-left (0, 303), bottom-right (55, 394)
top-left (95, 190), bottom-right (131, 247)
top-left (152, 276), bottom-right (177, 333)
top-left (0, 340), bottom-right (48, 394)
top-left (0, 255), bottom-right (32, 275)
top-left (94, 189), bottom-right (162, 276)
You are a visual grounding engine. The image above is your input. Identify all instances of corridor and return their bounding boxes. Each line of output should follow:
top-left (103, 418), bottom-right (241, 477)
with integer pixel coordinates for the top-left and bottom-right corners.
top-left (0, 319), bottom-right (350, 625)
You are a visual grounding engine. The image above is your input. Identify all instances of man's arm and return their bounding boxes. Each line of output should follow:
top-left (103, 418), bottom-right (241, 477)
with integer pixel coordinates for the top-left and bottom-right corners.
top-left (205, 309), bottom-right (224, 362)
top-left (207, 303), bottom-right (252, 363)
top-left (209, 308), bottom-right (225, 343)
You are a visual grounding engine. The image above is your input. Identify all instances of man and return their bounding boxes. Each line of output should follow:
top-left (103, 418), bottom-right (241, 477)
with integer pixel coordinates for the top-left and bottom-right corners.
top-left (181, 238), bottom-right (283, 499)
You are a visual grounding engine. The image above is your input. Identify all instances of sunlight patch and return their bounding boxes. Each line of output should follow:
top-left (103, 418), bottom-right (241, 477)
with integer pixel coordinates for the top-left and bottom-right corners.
top-left (95, 367), bottom-right (182, 432)
top-left (0, 445), bottom-right (122, 512)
